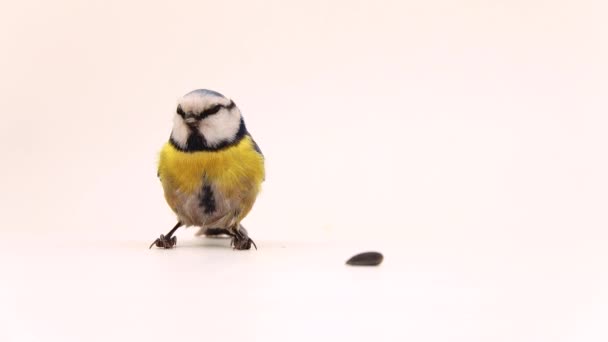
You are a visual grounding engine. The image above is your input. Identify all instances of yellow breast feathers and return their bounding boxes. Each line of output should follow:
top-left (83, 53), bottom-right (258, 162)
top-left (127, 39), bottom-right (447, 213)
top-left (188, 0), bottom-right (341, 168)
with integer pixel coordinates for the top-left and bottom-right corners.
top-left (157, 135), bottom-right (265, 198)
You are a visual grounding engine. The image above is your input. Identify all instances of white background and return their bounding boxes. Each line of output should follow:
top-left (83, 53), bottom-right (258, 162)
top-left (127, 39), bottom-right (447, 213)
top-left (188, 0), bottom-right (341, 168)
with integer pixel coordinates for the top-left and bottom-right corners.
top-left (1, 0), bottom-right (607, 341)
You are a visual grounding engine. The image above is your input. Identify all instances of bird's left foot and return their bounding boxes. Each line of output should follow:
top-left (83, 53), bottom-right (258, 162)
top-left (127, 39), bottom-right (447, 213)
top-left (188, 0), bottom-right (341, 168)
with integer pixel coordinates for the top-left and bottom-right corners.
top-left (230, 228), bottom-right (257, 250)
top-left (149, 234), bottom-right (177, 249)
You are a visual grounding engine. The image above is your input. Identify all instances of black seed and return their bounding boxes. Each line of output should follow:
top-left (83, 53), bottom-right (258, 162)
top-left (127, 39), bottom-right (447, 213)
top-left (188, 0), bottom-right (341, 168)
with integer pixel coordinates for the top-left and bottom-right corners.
top-left (346, 251), bottom-right (383, 266)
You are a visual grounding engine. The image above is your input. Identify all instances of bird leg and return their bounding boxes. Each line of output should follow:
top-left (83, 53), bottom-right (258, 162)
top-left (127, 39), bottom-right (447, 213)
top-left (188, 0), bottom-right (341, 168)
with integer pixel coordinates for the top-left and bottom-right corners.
top-left (149, 222), bottom-right (182, 249)
top-left (229, 225), bottom-right (257, 250)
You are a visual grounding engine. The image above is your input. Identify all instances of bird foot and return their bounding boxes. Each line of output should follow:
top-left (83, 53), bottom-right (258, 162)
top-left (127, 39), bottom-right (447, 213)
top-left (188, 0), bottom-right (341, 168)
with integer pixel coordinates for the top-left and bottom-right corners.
top-left (230, 230), bottom-right (257, 250)
top-left (149, 234), bottom-right (177, 249)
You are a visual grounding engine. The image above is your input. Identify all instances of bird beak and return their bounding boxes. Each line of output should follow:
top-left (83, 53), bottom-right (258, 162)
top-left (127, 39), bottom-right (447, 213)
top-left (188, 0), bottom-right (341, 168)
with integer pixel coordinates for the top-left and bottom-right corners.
top-left (184, 117), bottom-right (198, 124)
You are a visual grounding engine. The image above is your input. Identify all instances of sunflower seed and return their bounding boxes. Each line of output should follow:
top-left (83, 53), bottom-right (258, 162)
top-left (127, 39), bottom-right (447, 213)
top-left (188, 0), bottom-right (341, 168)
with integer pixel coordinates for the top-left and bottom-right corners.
top-left (346, 251), bottom-right (383, 266)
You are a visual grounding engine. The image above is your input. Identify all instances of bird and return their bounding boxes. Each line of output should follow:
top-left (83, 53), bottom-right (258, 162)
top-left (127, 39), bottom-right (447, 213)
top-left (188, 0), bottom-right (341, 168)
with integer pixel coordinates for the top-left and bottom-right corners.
top-left (150, 89), bottom-right (265, 250)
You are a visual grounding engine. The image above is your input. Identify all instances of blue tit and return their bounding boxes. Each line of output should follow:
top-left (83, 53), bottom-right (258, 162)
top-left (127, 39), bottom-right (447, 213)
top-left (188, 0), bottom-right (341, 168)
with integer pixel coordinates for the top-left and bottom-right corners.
top-left (150, 89), bottom-right (265, 250)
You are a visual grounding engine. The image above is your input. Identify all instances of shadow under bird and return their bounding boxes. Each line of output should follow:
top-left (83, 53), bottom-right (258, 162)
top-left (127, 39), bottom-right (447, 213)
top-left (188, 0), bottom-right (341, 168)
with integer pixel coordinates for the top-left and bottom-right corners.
top-left (150, 89), bottom-right (265, 250)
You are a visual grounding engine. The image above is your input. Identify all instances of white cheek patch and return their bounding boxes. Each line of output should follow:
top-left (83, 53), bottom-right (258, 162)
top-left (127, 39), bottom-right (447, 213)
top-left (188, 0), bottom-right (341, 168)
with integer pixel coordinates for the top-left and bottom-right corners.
top-left (171, 114), bottom-right (190, 148)
top-left (199, 108), bottom-right (241, 146)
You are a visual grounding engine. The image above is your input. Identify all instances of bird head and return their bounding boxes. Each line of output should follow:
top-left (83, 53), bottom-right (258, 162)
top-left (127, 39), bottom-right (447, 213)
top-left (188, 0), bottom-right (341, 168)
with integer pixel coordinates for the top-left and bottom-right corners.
top-left (170, 89), bottom-right (243, 150)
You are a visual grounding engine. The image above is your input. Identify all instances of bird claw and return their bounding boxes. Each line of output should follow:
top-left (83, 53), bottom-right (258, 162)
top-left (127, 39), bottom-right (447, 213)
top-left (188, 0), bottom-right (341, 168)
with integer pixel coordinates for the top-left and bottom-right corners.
top-left (230, 234), bottom-right (257, 250)
top-left (149, 234), bottom-right (177, 249)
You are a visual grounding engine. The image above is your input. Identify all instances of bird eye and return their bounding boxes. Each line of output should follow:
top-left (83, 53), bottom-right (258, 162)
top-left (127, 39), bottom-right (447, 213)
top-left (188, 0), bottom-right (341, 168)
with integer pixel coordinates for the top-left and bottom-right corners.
top-left (176, 106), bottom-right (185, 117)
top-left (201, 105), bottom-right (222, 117)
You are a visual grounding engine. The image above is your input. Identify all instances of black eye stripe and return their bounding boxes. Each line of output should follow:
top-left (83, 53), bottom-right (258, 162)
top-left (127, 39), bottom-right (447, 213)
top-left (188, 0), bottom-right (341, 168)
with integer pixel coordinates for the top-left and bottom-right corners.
top-left (176, 101), bottom-right (235, 119)
top-left (176, 105), bottom-right (185, 118)
top-left (201, 105), bottom-right (222, 117)
top-left (200, 101), bottom-right (235, 118)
